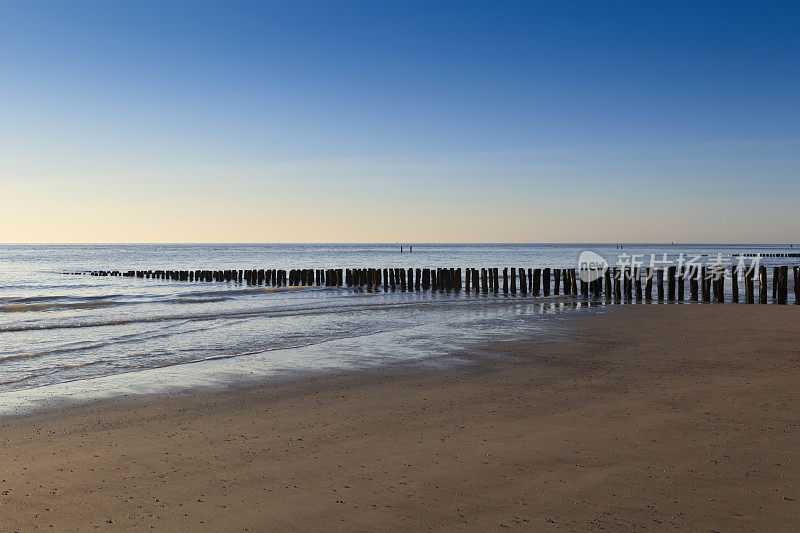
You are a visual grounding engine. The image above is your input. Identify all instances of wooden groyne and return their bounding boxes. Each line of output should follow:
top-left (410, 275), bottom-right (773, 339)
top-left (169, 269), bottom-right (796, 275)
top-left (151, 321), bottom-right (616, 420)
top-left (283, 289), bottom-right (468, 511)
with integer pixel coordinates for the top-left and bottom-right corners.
top-left (71, 264), bottom-right (800, 304)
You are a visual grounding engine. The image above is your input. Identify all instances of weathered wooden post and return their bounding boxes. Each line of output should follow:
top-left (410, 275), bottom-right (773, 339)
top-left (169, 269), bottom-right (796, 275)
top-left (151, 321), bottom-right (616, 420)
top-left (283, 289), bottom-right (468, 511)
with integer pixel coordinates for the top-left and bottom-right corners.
top-left (400, 268), bottom-right (407, 291)
top-left (610, 267), bottom-right (619, 302)
top-left (408, 268), bottom-right (414, 291)
top-left (759, 265), bottom-right (767, 304)
top-left (667, 266), bottom-right (676, 301)
top-left (422, 268), bottom-right (430, 291)
top-left (543, 268), bottom-right (551, 296)
top-left (604, 268), bottom-right (612, 299)
top-left (569, 268), bottom-right (578, 296)
top-left (532, 269), bottom-right (541, 296)
top-left (645, 267), bottom-right (653, 301)
top-left (493, 268), bottom-right (499, 293)
top-left (510, 268), bottom-right (516, 294)
top-left (717, 267), bottom-right (725, 303)
top-left (527, 268), bottom-right (533, 294)
top-left (701, 267), bottom-right (711, 302)
top-left (624, 267), bottom-right (632, 301)
top-left (553, 268), bottom-right (560, 295)
top-left (519, 267), bottom-right (527, 294)
top-left (731, 264), bottom-right (739, 303)
top-left (745, 265), bottom-right (754, 303)
top-left (778, 266), bottom-right (788, 304)
top-left (416, 268), bottom-right (421, 290)
top-left (656, 268), bottom-right (664, 301)
top-left (795, 266), bottom-right (800, 304)
top-left (773, 267), bottom-right (779, 300)
top-left (503, 268), bottom-right (509, 294)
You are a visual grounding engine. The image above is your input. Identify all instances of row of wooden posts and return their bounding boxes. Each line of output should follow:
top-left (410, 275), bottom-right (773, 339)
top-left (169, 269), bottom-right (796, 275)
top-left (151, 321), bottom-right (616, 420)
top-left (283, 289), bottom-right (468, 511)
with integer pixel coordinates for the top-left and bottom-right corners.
top-left (81, 265), bottom-right (800, 304)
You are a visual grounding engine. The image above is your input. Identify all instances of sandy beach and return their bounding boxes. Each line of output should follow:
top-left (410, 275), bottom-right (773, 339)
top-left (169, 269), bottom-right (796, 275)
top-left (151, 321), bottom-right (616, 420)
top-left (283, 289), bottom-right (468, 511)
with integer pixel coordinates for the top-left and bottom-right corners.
top-left (2, 304), bottom-right (800, 530)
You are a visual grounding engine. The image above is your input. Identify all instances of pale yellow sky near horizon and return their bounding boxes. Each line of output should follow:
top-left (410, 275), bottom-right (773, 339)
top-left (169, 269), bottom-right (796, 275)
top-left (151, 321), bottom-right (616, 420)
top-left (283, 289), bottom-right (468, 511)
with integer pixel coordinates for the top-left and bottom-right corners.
top-left (3, 142), bottom-right (798, 244)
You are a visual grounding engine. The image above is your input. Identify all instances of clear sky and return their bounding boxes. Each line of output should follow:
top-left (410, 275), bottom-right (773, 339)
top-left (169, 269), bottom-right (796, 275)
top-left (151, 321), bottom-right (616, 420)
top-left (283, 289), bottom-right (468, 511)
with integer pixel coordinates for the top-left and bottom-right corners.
top-left (1, 1), bottom-right (798, 243)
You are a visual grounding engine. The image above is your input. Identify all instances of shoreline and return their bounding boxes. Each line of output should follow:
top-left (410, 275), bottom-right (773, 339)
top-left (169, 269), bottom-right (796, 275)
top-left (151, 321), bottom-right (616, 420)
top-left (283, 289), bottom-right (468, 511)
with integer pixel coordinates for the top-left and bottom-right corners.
top-left (3, 305), bottom-right (800, 530)
top-left (0, 296), bottom-right (596, 418)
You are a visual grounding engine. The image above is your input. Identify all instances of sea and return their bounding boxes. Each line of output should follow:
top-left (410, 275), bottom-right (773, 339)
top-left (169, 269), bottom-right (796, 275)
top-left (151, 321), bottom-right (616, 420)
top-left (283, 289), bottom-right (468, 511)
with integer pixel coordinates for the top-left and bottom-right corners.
top-left (1, 243), bottom-right (797, 414)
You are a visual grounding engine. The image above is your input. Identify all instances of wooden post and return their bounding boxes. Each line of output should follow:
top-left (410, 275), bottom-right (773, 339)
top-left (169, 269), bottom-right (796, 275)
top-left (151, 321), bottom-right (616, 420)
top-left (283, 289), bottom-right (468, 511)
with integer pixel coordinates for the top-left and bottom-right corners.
top-left (759, 265), bottom-right (767, 304)
top-left (416, 268), bottom-right (421, 290)
top-left (479, 268), bottom-right (487, 292)
top-left (454, 268), bottom-right (461, 292)
top-left (613, 267), bottom-right (621, 302)
top-left (624, 267), bottom-right (632, 301)
top-left (543, 268), bottom-right (551, 296)
top-left (519, 267), bottom-right (527, 294)
top-left (527, 268), bottom-right (533, 294)
top-left (717, 267), bottom-right (725, 303)
top-left (510, 268), bottom-right (516, 294)
top-left (656, 268), bottom-right (664, 301)
top-left (503, 268), bottom-right (509, 294)
top-left (422, 268), bottom-right (430, 291)
top-left (634, 267), bottom-right (642, 301)
top-left (604, 268), bottom-right (612, 298)
top-left (731, 264), bottom-right (739, 303)
top-left (701, 267), bottom-right (710, 302)
top-left (493, 268), bottom-right (499, 293)
top-left (569, 268), bottom-right (578, 296)
top-left (689, 266), bottom-right (698, 301)
top-left (677, 266), bottom-right (684, 301)
top-left (532, 269), bottom-right (541, 296)
top-left (553, 268), bottom-right (560, 296)
top-left (773, 267), bottom-right (779, 300)
top-left (667, 266), bottom-right (676, 301)
top-left (745, 265), bottom-right (754, 304)
top-left (645, 267), bottom-right (653, 301)
top-left (778, 266), bottom-right (788, 304)
top-left (795, 266), bottom-right (800, 304)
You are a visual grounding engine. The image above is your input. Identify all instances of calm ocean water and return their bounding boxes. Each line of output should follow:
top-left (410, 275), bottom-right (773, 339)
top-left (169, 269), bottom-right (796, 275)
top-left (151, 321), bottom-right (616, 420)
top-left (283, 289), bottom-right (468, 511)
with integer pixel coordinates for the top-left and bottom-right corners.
top-left (1, 243), bottom-right (797, 413)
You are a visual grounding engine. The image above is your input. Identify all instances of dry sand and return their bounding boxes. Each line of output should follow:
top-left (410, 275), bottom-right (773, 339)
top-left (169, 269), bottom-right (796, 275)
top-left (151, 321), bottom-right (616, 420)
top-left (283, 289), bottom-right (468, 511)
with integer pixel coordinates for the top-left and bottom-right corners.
top-left (2, 305), bottom-right (800, 531)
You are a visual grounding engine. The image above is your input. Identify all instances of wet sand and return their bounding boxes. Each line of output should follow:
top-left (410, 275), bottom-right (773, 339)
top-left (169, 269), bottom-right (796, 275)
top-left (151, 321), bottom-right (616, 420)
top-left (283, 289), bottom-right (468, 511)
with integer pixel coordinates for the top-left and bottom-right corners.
top-left (2, 305), bottom-right (800, 530)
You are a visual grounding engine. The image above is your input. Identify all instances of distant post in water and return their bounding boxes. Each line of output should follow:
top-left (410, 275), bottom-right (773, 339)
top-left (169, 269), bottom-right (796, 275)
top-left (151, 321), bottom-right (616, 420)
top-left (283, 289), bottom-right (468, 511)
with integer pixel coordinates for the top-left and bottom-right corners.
top-left (553, 268), bottom-right (560, 296)
top-left (613, 267), bottom-right (621, 302)
top-left (778, 265), bottom-right (788, 304)
top-left (634, 267), bottom-right (642, 301)
top-left (543, 268), bottom-right (551, 296)
top-left (795, 266), bottom-right (800, 304)
top-left (624, 267), bottom-right (632, 301)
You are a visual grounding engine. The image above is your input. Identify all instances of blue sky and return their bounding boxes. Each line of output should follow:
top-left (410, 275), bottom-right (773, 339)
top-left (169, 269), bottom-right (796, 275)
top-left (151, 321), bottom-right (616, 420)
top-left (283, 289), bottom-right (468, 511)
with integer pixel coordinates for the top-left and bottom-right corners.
top-left (1, 1), bottom-right (798, 242)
